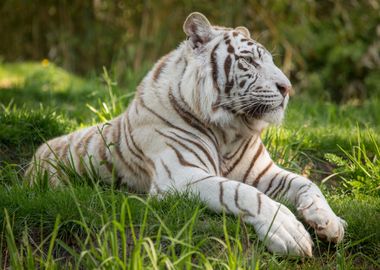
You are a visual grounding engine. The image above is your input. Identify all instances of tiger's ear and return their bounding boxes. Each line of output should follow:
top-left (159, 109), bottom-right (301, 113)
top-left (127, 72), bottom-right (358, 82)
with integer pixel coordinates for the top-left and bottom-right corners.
top-left (183, 12), bottom-right (212, 48)
top-left (235, 26), bottom-right (251, 38)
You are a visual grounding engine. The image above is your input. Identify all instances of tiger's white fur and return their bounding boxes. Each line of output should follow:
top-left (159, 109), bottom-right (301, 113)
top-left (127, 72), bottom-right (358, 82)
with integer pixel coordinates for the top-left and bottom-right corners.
top-left (26, 12), bottom-right (346, 256)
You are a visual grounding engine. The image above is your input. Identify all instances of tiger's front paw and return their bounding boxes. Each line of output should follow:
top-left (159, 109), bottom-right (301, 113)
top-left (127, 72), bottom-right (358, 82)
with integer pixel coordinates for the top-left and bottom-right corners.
top-left (298, 195), bottom-right (346, 243)
top-left (252, 202), bottom-right (313, 257)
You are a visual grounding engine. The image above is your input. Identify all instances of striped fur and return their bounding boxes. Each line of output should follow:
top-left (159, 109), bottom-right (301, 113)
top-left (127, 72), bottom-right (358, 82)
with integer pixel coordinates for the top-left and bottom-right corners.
top-left (26, 12), bottom-right (346, 256)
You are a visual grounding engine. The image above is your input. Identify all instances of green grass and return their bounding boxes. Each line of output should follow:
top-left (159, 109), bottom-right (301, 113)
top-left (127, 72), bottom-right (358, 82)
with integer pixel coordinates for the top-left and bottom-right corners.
top-left (0, 62), bottom-right (379, 269)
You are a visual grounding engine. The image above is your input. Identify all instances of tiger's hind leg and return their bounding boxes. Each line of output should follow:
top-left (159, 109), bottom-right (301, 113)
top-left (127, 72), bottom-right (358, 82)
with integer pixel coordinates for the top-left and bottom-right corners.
top-left (25, 143), bottom-right (62, 187)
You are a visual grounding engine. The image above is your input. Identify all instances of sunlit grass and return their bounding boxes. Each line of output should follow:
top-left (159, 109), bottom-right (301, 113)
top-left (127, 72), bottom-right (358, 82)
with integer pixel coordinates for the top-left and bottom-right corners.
top-left (0, 62), bottom-right (379, 269)
top-left (1, 182), bottom-right (378, 269)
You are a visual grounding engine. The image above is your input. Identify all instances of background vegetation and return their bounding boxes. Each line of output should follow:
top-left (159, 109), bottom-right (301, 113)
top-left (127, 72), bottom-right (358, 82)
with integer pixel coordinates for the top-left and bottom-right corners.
top-left (0, 1), bottom-right (379, 269)
top-left (1, 0), bottom-right (379, 101)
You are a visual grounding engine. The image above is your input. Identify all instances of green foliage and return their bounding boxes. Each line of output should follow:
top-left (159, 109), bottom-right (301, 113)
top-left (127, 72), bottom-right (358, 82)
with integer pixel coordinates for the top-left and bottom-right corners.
top-left (0, 62), bottom-right (103, 123)
top-left (329, 195), bottom-right (380, 257)
top-left (1, 182), bottom-right (379, 269)
top-left (325, 132), bottom-right (380, 197)
top-left (0, 106), bottom-right (73, 164)
top-left (86, 67), bottom-right (135, 122)
top-left (0, 1), bottom-right (379, 102)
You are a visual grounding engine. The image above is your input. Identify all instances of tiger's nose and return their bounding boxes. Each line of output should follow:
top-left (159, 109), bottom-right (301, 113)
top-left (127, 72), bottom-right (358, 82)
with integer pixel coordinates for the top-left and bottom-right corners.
top-left (276, 83), bottom-right (291, 97)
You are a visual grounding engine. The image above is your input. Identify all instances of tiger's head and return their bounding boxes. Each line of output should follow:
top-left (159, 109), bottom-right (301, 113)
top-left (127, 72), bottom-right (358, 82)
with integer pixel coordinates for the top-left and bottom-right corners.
top-left (183, 12), bottom-right (291, 126)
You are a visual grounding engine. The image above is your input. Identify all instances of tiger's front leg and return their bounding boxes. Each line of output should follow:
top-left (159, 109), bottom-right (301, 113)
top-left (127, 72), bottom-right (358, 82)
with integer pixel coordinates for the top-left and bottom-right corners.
top-left (229, 138), bottom-right (346, 243)
top-left (152, 162), bottom-right (313, 256)
top-left (256, 168), bottom-right (347, 243)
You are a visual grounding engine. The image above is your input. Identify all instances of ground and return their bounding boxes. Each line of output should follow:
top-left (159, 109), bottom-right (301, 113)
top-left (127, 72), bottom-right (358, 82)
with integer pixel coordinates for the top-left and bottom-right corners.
top-left (0, 62), bottom-right (379, 269)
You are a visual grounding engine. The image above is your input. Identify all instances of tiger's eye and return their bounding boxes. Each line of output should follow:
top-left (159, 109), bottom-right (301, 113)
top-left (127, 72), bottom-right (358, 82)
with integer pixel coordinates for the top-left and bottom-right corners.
top-left (244, 57), bottom-right (253, 64)
top-left (244, 56), bottom-right (258, 67)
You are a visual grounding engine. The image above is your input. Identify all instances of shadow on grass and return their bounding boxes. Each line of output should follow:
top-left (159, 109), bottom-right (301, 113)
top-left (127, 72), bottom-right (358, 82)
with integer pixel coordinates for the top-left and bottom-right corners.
top-left (0, 107), bottom-right (73, 165)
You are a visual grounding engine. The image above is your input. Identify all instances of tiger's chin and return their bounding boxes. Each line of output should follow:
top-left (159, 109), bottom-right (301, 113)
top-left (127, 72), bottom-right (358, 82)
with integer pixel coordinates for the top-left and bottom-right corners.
top-left (260, 97), bottom-right (289, 125)
top-left (260, 107), bottom-right (286, 125)
top-left (246, 102), bottom-right (287, 125)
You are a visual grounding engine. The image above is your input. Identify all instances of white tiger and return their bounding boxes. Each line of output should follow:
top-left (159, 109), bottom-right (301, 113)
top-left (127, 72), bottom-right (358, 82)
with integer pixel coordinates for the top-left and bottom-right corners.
top-left (26, 12), bottom-right (346, 256)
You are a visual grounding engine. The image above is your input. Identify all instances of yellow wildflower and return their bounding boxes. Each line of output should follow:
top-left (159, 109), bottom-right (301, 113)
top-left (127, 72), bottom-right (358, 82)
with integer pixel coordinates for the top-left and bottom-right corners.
top-left (41, 59), bottom-right (49, 67)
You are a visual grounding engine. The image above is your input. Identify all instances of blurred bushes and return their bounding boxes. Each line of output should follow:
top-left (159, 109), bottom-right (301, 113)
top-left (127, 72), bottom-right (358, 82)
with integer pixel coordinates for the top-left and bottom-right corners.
top-left (0, 0), bottom-right (379, 102)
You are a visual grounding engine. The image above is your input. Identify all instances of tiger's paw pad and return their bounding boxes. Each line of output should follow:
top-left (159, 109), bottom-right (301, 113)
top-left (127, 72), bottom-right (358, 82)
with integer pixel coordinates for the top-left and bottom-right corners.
top-left (299, 198), bottom-right (346, 243)
top-left (307, 213), bottom-right (346, 243)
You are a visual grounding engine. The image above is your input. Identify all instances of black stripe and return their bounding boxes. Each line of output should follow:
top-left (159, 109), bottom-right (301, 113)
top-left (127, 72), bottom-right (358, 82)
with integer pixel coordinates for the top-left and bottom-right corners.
top-left (176, 86), bottom-right (219, 146)
top-left (156, 129), bottom-right (210, 172)
top-left (224, 55), bottom-right (233, 94)
top-left (237, 62), bottom-right (248, 72)
top-left (178, 58), bottom-right (188, 90)
top-left (244, 74), bottom-right (258, 91)
top-left (271, 174), bottom-right (291, 198)
top-left (227, 45), bottom-right (234, 53)
top-left (166, 143), bottom-right (208, 173)
top-left (98, 130), bottom-right (113, 174)
top-left (256, 47), bottom-right (262, 59)
top-left (295, 183), bottom-right (312, 205)
top-left (224, 137), bottom-right (255, 176)
top-left (267, 173), bottom-right (287, 197)
top-left (126, 113), bottom-right (144, 157)
top-left (168, 87), bottom-right (219, 148)
top-left (153, 54), bottom-right (169, 82)
top-left (234, 183), bottom-right (256, 217)
top-left (189, 175), bottom-right (215, 186)
top-left (123, 115), bottom-right (144, 162)
top-left (139, 94), bottom-right (218, 175)
top-left (114, 117), bottom-right (139, 177)
top-left (263, 172), bottom-right (280, 194)
top-left (77, 129), bottom-right (95, 173)
top-left (257, 193), bottom-right (263, 215)
top-left (139, 98), bottom-right (204, 142)
top-left (161, 159), bottom-right (173, 181)
top-left (210, 43), bottom-right (220, 93)
top-left (219, 180), bottom-right (232, 212)
top-left (281, 176), bottom-right (298, 197)
top-left (224, 138), bottom-right (248, 160)
top-left (170, 131), bottom-right (218, 174)
top-left (252, 161), bottom-right (273, 187)
top-left (243, 143), bottom-right (264, 183)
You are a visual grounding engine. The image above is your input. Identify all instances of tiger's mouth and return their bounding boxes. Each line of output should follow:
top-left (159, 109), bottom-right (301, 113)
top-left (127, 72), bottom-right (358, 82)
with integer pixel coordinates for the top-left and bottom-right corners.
top-left (243, 104), bottom-right (271, 118)
top-left (220, 95), bottom-right (286, 119)
top-left (243, 102), bottom-right (284, 118)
